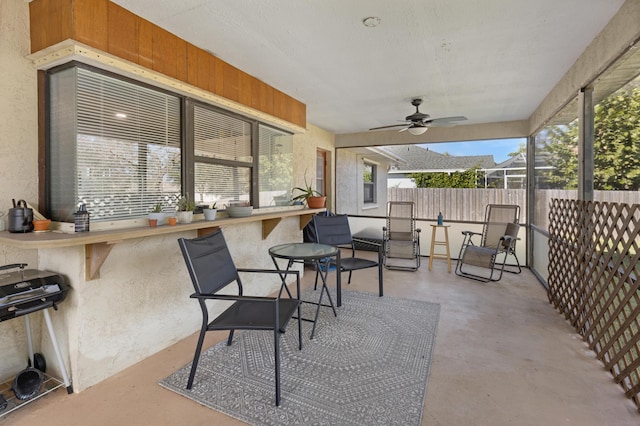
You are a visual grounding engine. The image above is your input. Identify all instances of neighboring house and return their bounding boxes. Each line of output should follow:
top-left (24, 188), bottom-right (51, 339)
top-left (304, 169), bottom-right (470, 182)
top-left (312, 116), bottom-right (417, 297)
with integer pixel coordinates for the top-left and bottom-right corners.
top-left (384, 144), bottom-right (495, 188)
top-left (484, 153), bottom-right (527, 189)
top-left (336, 146), bottom-right (406, 216)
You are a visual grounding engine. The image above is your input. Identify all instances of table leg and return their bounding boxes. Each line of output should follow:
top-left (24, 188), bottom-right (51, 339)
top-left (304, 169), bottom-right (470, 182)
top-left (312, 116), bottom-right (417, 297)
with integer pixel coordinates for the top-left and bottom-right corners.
top-left (309, 258), bottom-right (337, 339)
top-left (270, 256), bottom-right (294, 299)
top-left (336, 250), bottom-right (342, 307)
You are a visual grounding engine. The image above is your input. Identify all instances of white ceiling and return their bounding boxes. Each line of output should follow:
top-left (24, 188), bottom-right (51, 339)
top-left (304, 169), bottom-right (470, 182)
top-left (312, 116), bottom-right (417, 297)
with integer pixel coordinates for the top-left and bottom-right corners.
top-left (112, 0), bottom-right (625, 134)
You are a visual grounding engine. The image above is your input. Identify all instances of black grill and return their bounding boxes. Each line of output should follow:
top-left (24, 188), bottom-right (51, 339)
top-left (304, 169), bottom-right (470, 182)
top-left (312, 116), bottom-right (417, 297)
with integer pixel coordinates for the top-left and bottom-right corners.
top-left (0, 264), bottom-right (69, 323)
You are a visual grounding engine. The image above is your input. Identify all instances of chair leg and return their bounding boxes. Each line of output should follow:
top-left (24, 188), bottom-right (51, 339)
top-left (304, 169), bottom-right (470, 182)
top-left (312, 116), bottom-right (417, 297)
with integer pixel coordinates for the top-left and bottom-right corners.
top-left (503, 251), bottom-right (522, 274)
top-left (186, 327), bottom-right (207, 389)
top-left (226, 330), bottom-right (235, 346)
top-left (378, 263), bottom-right (384, 297)
top-left (274, 327), bottom-right (281, 406)
top-left (297, 302), bottom-right (302, 350)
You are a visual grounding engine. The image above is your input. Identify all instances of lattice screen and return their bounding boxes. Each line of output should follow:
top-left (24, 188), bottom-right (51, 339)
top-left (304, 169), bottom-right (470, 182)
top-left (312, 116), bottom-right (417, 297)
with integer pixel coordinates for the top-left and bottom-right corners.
top-left (548, 199), bottom-right (640, 411)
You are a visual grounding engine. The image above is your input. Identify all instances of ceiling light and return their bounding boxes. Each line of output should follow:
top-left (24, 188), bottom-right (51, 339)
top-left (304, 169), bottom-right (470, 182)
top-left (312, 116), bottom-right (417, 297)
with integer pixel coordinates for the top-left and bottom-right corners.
top-left (362, 17), bottom-right (381, 28)
top-left (407, 126), bottom-right (428, 136)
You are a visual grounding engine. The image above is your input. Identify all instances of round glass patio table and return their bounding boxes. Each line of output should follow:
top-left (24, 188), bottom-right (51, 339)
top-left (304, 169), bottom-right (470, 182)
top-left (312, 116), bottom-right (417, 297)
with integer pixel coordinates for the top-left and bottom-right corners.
top-left (269, 242), bottom-right (341, 339)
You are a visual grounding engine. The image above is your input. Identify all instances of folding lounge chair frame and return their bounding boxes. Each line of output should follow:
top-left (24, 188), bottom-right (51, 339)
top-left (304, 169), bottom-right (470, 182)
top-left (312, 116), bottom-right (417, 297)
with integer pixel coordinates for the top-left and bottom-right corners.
top-left (455, 204), bottom-right (522, 282)
top-left (382, 201), bottom-right (421, 271)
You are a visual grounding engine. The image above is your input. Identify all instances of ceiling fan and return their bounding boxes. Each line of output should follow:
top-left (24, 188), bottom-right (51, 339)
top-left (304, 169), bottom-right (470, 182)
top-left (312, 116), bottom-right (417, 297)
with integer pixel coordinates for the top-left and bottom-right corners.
top-left (369, 98), bottom-right (467, 135)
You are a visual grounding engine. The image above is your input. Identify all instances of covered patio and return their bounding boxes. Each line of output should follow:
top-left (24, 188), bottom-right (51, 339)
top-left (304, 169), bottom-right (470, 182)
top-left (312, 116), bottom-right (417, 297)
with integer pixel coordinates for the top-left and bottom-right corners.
top-left (7, 259), bottom-right (639, 425)
top-left (1, 0), bottom-right (640, 423)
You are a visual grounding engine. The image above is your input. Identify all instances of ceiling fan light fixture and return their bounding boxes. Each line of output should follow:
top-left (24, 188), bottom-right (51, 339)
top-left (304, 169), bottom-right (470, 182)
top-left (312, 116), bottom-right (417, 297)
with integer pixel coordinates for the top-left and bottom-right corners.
top-left (407, 126), bottom-right (428, 136)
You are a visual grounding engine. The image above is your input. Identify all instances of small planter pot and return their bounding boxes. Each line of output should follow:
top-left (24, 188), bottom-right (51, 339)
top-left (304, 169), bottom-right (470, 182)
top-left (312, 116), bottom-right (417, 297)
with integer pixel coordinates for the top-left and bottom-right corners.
top-left (176, 211), bottom-right (193, 224)
top-left (307, 196), bottom-right (326, 209)
top-left (203, 208), bottom-right (217, 221)
top-left (148, 212), bottom-right (165, 226)
top-left (148, 218), bottom-right (158, 227)
top-left (167, 216), bottom-right (177, 226)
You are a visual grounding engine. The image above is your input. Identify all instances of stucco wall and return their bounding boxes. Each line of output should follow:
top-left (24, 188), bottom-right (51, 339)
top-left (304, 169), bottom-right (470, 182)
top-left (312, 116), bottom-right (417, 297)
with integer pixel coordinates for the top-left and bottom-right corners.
top-left (0, 0), bottom-right (42, 382)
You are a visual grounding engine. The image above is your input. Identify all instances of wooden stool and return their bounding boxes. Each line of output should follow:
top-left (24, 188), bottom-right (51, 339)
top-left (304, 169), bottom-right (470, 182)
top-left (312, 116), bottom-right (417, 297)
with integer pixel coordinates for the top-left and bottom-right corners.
top-left (428, 224), bottom-right (451, 272)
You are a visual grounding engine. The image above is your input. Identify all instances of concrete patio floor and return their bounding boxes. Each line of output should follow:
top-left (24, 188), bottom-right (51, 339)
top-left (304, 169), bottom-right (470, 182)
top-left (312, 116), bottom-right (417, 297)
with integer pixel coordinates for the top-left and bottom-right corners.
top-left (4, 255), bottom-right (639, 425)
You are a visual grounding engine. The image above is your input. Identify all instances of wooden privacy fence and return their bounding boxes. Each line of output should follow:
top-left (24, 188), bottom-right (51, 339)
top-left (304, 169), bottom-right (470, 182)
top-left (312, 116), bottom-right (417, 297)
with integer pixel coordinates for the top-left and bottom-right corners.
top-left (548, 199), bottom-right (640, 410)
top-left (388, 188), bottom-right (526, 222)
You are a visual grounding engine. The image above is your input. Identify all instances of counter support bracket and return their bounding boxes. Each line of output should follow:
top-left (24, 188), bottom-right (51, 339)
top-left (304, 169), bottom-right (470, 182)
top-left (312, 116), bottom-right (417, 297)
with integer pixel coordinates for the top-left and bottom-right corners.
top-left (85, 242), bottom-right (119, 281)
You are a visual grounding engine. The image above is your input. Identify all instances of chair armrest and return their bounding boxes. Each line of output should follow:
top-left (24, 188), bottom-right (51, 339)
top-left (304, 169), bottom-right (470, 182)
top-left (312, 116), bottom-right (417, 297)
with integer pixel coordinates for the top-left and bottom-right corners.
top-left (190, 293), bottom-right (276, 303)
top-left (236, 268), bottom-right (300, 277)
top-left (461, 230), bottom-right (481, 236)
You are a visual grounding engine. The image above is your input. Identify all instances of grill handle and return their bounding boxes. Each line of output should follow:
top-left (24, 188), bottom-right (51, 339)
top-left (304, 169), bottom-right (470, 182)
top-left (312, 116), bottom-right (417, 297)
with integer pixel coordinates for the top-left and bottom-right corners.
top-left (0, 263), bottom-right (27, 272)
top-left (14, 301), bottom-right (53, 316)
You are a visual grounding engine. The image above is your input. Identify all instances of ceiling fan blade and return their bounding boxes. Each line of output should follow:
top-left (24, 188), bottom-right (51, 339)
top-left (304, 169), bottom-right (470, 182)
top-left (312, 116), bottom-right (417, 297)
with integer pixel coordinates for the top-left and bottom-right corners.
top-left (369, 123), bottom-right (409, 131)
top-left (425, 116), bottom-right (468, 127)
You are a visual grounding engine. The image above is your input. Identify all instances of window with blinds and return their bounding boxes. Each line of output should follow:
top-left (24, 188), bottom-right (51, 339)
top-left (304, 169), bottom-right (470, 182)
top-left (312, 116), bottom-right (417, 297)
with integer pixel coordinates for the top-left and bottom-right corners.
top-left (48, 66), bottom-right (181, 222)
top-left (258, 124), bottom-right (293, 206)
top-left (192, 104), bottom-right (253, 207)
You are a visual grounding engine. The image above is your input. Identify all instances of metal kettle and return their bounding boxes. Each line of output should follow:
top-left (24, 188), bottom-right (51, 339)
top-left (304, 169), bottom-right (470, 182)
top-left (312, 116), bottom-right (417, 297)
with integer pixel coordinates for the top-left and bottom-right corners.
top-left (8, 199), bottom-right (34, 233)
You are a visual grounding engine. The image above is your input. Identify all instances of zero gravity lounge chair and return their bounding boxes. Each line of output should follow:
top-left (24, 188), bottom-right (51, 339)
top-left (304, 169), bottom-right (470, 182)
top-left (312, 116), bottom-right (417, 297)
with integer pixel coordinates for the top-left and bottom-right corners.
top-left (382, 201), bottom-right (421, 271)
top-left (455, 204), bottom-right (522, 282)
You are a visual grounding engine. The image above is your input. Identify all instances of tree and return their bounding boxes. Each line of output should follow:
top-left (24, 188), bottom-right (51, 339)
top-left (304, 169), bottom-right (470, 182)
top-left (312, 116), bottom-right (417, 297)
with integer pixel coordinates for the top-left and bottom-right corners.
top-left (593, 85), bottom-right (640, 190)
top-left (537, 80), bottom-right (640, 190)
top-left (409, 166), bottom-right (483, 188)
top-left (537, 122), bottom-right (579, 189)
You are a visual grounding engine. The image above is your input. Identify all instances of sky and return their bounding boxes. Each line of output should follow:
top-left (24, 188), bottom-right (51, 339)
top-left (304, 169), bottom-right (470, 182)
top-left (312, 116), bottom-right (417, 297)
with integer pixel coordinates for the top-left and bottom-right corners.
top-left (420, 138), bottom-right (526, 163)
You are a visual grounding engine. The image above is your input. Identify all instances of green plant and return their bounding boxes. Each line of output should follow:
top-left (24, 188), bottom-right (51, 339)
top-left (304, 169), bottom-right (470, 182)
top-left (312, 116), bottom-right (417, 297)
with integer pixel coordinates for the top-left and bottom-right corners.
top-left (176, 193), bottom-right (197, 211)
top-left (151, 202), bottom-right (163, 213)
top-left (291, 173), bottom-right (323, 203)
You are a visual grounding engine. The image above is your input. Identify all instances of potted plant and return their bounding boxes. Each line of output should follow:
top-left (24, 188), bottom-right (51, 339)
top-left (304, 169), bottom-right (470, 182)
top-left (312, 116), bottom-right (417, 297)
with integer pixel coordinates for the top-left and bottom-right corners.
top-left (203, 202), bottom-right (217, 221)
top-left (176, 193), bottom-right (197, 223)
top-left (292, 174), bottom-right (326, 208)
top-left (149, 202), bottom-right (165, 225)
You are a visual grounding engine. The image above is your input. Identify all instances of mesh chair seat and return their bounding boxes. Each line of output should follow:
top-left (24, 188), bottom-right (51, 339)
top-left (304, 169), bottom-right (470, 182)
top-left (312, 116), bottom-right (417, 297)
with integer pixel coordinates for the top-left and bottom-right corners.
top-left (209, 298), bottom-right (300, 330)
top-left (340, 257), bottom-right (379, 271)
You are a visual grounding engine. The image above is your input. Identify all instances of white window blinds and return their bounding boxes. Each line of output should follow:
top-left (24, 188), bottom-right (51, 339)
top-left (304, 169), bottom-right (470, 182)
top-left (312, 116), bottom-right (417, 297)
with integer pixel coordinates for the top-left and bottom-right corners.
top-left (48, 67), bottom-right (181, 222)
top-left (193, 104), bottom-right (252, 206)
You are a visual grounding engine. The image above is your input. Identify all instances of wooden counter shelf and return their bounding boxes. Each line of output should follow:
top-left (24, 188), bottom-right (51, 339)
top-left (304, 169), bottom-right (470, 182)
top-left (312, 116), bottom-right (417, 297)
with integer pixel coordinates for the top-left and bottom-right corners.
top-left (0, 207), bottom-right (325, 281)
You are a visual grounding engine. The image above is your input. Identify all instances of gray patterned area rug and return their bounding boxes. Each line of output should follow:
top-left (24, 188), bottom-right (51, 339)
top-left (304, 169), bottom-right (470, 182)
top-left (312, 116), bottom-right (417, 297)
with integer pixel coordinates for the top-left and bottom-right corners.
top-left (159, 289), bottom-right (440, 425)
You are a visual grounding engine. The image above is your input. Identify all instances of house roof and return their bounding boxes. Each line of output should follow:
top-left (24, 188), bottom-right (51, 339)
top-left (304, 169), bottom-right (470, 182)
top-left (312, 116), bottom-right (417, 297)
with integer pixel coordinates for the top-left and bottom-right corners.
top-left (384, 145), bottom-right (495, 173)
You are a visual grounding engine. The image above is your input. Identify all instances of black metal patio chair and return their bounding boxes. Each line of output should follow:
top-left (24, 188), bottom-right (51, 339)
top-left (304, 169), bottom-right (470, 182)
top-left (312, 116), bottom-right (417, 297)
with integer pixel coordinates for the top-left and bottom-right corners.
top-left (177, 229), bottom-right (302, 406)
top-left (313, 214), bottom-right (383, 297)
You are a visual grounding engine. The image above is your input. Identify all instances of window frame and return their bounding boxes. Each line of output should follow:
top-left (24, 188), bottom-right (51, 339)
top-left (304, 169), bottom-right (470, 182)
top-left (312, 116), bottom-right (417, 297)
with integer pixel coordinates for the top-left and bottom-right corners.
top-left (363, 161), bottom-right (376, 204)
